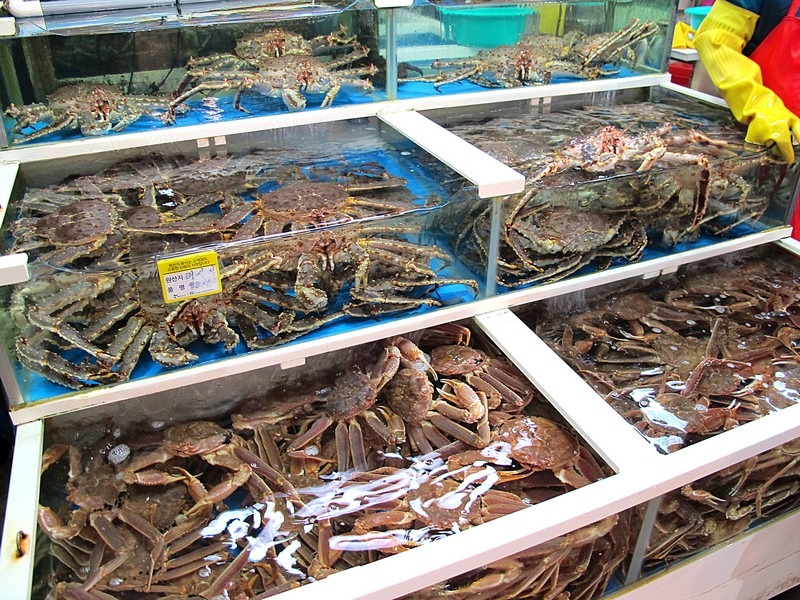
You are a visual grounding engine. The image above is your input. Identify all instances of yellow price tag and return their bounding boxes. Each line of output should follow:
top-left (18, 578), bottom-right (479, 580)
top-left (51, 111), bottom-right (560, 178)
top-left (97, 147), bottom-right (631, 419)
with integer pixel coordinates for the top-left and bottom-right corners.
top-left (157, 250), bottom-right (222, 304)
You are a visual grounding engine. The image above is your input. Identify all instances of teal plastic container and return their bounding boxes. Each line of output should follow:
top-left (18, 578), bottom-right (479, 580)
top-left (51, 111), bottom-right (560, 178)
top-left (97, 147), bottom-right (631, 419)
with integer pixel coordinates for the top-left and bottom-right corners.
top-left (685, 6), bottom-right (713, 29)
top-left (438, 6), bottom-right (536, 47)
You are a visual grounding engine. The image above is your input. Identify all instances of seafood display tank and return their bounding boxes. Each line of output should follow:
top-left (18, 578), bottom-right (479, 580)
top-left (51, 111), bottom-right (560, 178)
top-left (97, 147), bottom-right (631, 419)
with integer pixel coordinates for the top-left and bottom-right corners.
top-left (2, 1), bottom-right (800, 600)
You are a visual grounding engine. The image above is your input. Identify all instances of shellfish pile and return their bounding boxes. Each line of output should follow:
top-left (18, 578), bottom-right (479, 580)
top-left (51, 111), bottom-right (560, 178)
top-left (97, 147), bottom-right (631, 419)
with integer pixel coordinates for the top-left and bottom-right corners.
top-left (36, 324), bottom-right (631, 599)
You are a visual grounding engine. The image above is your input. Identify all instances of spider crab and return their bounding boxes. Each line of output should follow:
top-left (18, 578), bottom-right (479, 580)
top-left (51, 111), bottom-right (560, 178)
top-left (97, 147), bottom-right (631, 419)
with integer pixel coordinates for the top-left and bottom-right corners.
top-left (4, 83), bottom-right (181, 144)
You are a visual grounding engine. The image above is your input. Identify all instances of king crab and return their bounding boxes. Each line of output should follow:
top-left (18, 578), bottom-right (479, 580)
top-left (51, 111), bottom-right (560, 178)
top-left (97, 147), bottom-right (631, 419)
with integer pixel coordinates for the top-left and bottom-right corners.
top-left (172, 41), bottom-right (376, 112)
top-left (5, 83), bottom-right (182, 144)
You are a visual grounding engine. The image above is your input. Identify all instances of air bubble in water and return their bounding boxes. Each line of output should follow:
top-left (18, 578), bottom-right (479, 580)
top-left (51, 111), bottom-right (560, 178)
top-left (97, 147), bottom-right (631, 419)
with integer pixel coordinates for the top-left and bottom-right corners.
top-left (107, 444), bottom-right (131, 465)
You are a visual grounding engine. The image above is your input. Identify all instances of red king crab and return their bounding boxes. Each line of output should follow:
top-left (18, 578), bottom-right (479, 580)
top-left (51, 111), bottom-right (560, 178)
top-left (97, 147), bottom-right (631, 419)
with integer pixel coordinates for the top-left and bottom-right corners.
top-left (4, 83), bottom-right (182, 144)
top-left (217, 171), bottom-right (415, 240)
top-left (171, 38), bottom-right (376, 112)
top-left (234, 25), bottom-right (361, 60)
top-left (505, 123), bottom-right (731, 240)
top-left (401, 18), bottom-right (658, 90)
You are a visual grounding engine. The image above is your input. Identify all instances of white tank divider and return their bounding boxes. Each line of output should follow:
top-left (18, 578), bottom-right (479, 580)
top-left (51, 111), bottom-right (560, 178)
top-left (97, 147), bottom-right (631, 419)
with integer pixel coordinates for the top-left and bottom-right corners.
top-left (777, 236), bottom-right (800, 257)
top-left (0, 162), bottom-right (30, 286)
top-left (659, 80), bottom-right (730, 109)
top-left (377, 109), bottom-right (525, 198)
top-left (0, 421), bottom-right (43, 600)
top-left (473, 308), bottom-right (654, 472)
top-left (0, 162), bottom-right (18, 223)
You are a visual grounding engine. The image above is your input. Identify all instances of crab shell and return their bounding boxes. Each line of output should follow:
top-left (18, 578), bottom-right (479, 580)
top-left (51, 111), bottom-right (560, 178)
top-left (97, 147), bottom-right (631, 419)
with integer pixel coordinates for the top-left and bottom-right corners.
top-left (494, 416), bottom-right (580, 471)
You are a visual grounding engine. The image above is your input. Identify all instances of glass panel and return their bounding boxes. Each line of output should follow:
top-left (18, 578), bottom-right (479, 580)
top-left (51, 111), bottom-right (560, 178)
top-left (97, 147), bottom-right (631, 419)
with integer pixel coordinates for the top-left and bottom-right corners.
top-left (33, 321), bottom-right (623, 598)
top-left (394, 0), bottom-right (671, 102)
top-left (1, 8), bottom-right (383, 147)
top-left (427, 89), bottom-right (798, 292)
top-left (0, 118), bottom-right (483, 404)
top-left (644, 441), bottom-right (800, 573)
top-left (515, 245), bottom-right (800, 453)
top-left (401, 512), bottom-right (634, 599)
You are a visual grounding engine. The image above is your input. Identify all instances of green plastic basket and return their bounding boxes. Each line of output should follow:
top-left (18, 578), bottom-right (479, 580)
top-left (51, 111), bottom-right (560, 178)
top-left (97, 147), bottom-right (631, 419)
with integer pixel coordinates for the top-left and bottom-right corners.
top-left (438, 6), bottom-right (536, 47)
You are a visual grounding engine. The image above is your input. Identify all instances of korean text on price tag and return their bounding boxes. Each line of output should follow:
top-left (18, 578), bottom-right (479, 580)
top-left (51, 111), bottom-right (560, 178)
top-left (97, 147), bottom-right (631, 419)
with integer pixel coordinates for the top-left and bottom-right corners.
top-left (157, 251), bottom-right (222, 303)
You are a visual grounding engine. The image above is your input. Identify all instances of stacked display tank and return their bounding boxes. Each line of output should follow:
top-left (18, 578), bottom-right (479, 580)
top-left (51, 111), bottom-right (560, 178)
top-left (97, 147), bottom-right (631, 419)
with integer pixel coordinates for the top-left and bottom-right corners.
top-left (2, 2), bottom-right (800, 600)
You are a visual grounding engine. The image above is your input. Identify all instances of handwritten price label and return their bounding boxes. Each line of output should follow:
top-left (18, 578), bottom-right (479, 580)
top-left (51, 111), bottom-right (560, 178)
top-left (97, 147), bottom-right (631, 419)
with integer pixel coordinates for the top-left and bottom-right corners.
top-left (157, 251), bottom-right (222, 303)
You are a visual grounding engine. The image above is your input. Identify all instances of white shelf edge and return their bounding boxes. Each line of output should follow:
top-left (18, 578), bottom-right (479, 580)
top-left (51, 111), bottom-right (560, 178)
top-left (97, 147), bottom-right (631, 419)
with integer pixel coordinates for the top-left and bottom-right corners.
top-left (606, 508), bottom-right (800, 600)
top-left (378, 109), bottom-right (525, 198)
top-left (474, 309), bottom-right (656, 473)
top-left (0, 421), bottom-right (43, 600)
top-left (659, 80), bottom-right (728, 108)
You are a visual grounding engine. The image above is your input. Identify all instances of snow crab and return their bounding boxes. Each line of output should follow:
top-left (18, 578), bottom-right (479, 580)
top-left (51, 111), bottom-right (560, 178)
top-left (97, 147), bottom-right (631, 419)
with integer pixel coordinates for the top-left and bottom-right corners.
top-left (4, 83), bottom-right (181, 144)
top-left (286, 339), bottom-right (426, 472)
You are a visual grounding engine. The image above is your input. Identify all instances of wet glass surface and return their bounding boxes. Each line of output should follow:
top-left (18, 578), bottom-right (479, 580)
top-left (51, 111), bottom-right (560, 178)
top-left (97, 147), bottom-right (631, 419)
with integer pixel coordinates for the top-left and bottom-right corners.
top-left (1, 121), bottom-right (482, 403)
top-left (431, 94), bottom-right (797, 290)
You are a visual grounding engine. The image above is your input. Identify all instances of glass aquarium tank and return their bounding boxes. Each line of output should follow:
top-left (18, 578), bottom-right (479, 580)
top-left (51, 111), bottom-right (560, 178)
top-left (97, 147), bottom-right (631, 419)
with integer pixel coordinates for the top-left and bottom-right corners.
top-left (515, 244), bottom-right (800, 454)
top-left (0, 4), bottom-right (386, 146)
top-left (30, 321), bottom-right (631, 598)
top-left (424, 87), bottom-right (798, 293)
top-left (393, 0), bottom-right (672, 102)
top-left (0, 117), bottom-right (485, 406)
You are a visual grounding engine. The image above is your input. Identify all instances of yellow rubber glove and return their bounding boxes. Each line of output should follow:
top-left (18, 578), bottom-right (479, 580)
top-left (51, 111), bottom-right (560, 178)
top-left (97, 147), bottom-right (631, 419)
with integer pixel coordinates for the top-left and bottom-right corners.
top-left (695, 0), bottom-right (800, 162)
top-left (672, 22), bottom-right (695, 49)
